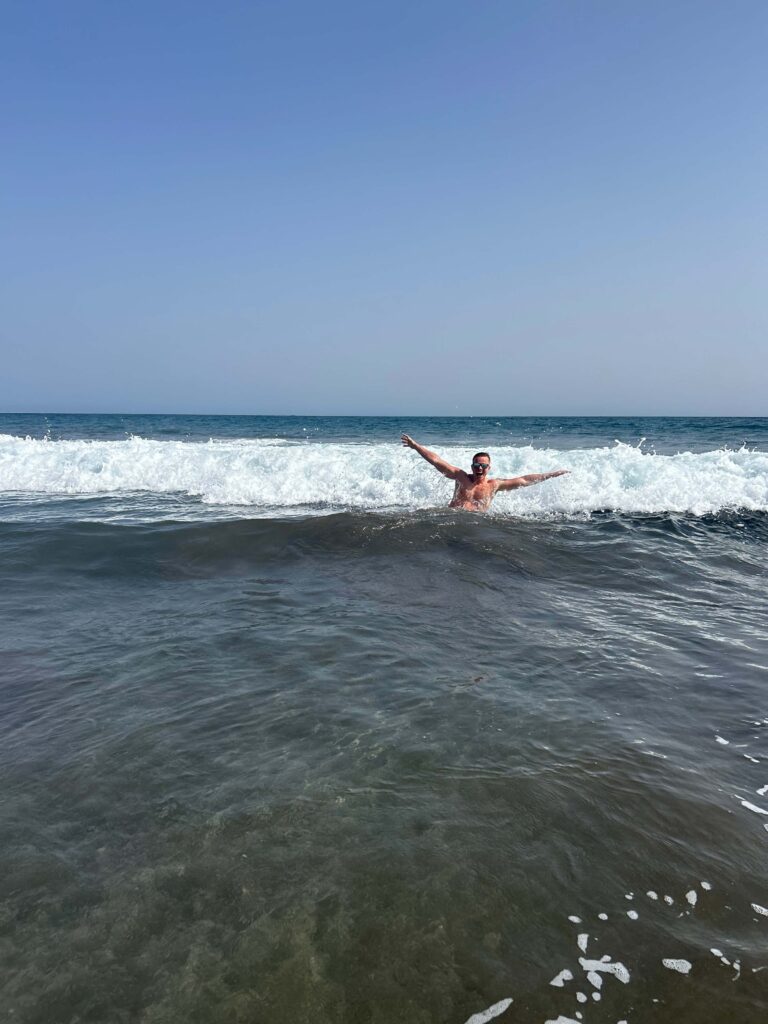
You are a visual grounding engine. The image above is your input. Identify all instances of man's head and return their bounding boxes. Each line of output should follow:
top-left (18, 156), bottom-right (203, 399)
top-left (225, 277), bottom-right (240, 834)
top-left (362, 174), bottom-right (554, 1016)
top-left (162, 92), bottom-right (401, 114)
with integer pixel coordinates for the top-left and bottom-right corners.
top-left (471, 452), bottom-right (491, 478)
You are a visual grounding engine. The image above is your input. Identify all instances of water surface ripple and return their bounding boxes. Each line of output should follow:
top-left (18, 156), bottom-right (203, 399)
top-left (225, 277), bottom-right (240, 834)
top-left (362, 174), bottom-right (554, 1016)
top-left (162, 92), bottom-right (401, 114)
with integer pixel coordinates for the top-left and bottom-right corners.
top-left (1, 416), bottom-right (767, 1023)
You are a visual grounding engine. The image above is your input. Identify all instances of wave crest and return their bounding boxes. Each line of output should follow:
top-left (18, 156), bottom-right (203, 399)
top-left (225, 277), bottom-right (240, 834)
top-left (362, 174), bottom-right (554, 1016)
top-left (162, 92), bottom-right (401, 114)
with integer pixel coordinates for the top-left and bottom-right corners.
top-left (1, 435), bottom-right (767, 516)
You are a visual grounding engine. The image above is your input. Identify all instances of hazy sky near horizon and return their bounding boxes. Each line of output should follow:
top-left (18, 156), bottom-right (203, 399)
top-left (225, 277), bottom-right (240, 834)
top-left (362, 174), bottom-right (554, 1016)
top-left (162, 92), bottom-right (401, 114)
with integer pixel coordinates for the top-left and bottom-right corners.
top-left (3, 0), bottom-right (767, 416)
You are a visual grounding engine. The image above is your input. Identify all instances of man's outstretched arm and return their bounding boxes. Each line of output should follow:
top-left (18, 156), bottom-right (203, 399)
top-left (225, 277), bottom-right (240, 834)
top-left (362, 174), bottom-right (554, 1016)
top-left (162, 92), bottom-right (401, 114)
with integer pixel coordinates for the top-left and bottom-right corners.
top-left (495, 469), bottom-right (569, 491)
top-left (401, 435), bottom-right (462, 479)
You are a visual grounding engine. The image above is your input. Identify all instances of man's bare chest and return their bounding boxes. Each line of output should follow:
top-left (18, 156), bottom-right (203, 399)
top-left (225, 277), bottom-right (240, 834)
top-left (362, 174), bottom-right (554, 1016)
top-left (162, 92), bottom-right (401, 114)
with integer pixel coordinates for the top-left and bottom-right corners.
top-left (454, 478), bottom-right (496, 503)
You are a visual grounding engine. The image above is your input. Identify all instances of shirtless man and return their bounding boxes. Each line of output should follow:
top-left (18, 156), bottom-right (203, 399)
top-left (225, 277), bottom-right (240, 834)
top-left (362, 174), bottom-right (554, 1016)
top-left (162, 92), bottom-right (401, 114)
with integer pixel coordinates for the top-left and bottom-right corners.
top-left (401, 434), bottom-right (569, 512)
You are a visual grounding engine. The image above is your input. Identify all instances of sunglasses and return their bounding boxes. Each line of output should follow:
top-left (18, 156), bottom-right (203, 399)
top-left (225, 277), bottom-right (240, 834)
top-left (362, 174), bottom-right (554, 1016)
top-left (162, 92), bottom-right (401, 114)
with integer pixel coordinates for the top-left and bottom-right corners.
top-left (472, 462), bottom-right (490, 469)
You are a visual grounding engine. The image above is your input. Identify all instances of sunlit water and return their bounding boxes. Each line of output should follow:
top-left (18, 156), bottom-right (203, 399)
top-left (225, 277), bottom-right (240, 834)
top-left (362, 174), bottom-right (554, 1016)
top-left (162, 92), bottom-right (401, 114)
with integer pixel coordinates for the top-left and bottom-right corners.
top-left (1, 415), bottom-right (767, 1023)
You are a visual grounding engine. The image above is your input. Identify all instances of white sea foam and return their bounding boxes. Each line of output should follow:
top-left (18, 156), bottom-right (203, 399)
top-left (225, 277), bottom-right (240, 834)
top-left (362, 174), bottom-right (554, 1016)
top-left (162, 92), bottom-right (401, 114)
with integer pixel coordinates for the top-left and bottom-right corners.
top-left (662, 958), bottom-right (692, 974)
top-left (579, 957), bottom-right (630, 984)
top-left (463, 997), bottom-right (513, 1024)
top-left (1, 435), bottom-right (767, 514)
top-left (740, 799), bottom-right (768, 815)
top-left (550, 969), bottom-right (573, 987)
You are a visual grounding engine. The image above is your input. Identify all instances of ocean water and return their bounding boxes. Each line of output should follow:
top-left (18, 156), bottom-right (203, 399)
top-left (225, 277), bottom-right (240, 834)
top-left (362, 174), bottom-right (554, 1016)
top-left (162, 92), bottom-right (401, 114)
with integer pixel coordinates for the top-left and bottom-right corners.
top-left (1, 414), bottom-right (767, 1024)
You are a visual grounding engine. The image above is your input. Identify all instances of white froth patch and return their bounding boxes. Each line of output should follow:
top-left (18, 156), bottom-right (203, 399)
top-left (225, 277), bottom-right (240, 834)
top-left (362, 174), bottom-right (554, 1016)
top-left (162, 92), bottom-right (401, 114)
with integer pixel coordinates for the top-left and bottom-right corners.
top-left (598, 913), bottom-right (608, 920)
top-left (627, 909), bottom-right (639, 920)
top-left (757, 786), bottom-right (768, 797)
top-left (3, 435), bottom-right (768, 515)
top-left (577, 933), bottom-right (589, 953)
top-left (751, 903), bottom-right (768, 916)
top-left (463, 997), bottom-right (513, 1024)
top-left (549, 969), bottom-right (573, 987)
top-left (744, 754), bottom-right (760, 763)
top-left (591, 991), bottom-right (601, 1001)
top-left (664, 895), bottom-right (674, 905)
top-left (700, 882), bottom-right (712, 891)
top-left (710, 948), bottom-right (723, 958)
top-left (624, 892), bottom-right (634, 900)
top-left (579, 957), bottom-right (630, 985)
top-left (685, 890), bottom-right (698, 907)
top-left (576, 992), bottom-right (587, 1003)
top-left (662, 958), bottom-right (692, 974)
top-left (647, 890), bottom-right (658, 900)
top-left (544, 1017), bottom-right (580, 1024)
top-left (715, 736), bottom-right (729, 745)
top-left (568, 915), bottom-right (582, 924)
top-left (740, 799), bottom-right (768, 815)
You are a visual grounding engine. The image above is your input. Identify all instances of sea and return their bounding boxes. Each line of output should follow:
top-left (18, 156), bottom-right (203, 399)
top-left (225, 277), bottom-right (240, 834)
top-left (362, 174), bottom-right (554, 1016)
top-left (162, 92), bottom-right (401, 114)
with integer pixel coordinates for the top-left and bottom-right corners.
top-left (1, 413), bottom-right (767, 1024)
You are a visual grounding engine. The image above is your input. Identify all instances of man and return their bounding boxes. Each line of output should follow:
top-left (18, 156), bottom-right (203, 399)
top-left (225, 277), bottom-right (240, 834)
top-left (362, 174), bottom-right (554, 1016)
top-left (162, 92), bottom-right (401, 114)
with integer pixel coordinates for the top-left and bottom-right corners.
top-left (401, 434), bottom-right (569, 512)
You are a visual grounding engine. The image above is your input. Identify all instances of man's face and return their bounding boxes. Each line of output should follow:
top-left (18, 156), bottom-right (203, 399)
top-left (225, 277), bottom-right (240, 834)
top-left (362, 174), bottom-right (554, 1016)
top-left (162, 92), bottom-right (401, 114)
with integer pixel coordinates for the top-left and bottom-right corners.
top-left (471, 456), bottom-right (490, 478)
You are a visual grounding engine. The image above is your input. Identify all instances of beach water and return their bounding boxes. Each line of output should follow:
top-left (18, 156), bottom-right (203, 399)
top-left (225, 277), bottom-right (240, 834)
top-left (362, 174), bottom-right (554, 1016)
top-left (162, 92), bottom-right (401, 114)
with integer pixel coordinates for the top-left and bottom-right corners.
top-left (1, 414), bottom-right (767, 1023)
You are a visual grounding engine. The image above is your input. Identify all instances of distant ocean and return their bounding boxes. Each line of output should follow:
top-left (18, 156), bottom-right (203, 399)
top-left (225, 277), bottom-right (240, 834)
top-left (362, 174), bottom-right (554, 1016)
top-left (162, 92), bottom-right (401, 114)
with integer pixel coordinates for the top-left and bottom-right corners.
top-left (2, 414), bottom-right (767, 1023)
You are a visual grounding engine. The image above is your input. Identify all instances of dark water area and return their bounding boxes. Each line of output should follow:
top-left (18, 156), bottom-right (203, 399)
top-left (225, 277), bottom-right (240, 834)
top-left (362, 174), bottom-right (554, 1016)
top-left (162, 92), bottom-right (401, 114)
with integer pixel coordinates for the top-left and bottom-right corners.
top-left (1, 417), bottom-right (768, 1023)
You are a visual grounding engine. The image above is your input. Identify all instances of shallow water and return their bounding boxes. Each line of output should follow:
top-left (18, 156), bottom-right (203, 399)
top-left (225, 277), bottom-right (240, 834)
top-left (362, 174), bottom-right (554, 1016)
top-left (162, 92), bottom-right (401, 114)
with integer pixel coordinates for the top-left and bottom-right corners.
top-left (1, 416), bottom-right (767, 1023)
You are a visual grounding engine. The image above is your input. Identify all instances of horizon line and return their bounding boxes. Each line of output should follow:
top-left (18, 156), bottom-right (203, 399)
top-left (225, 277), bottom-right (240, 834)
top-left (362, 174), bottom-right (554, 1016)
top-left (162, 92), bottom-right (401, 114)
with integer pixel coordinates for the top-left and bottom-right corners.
top-left (2, 411), bottom-right (767, 420)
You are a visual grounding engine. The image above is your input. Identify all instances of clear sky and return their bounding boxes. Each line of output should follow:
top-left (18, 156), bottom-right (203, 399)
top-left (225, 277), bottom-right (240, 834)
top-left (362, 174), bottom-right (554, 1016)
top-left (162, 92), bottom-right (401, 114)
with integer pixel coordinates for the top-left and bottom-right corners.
top-left (2, 0), bottom-right (766, 415)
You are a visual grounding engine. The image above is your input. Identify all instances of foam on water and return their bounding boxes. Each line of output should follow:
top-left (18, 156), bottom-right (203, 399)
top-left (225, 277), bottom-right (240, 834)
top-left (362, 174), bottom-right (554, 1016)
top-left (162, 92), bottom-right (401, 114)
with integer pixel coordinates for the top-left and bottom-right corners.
top-left (739, 799), bottom-right (768, 815)
top-left (662, 958), bottom-right (692, 974)
top-left (550, 969), bottom-right (574, 987)
top-left (2, 434), bottom-right (767, 516)
top-left (462, 997), bottom-right (513, 1024)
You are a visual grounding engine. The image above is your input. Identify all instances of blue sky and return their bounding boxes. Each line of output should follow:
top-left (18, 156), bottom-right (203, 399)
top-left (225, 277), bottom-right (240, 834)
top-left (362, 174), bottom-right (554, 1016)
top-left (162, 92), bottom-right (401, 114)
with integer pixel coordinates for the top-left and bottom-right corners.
top-left (2, 0), bottom-right (766, 415)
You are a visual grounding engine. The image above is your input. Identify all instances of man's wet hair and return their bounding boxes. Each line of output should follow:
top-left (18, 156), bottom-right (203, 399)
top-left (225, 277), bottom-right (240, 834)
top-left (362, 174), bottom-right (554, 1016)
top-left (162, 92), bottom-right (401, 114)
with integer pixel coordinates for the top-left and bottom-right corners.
top-left (472, 452), bottom-right (490, 463)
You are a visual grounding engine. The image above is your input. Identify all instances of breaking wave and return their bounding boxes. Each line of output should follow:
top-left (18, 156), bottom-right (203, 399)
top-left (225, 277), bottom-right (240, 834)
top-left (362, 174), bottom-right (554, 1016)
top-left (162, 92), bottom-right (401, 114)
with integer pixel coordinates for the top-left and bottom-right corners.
top-left (1, 434), bottom-right (767, 517)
